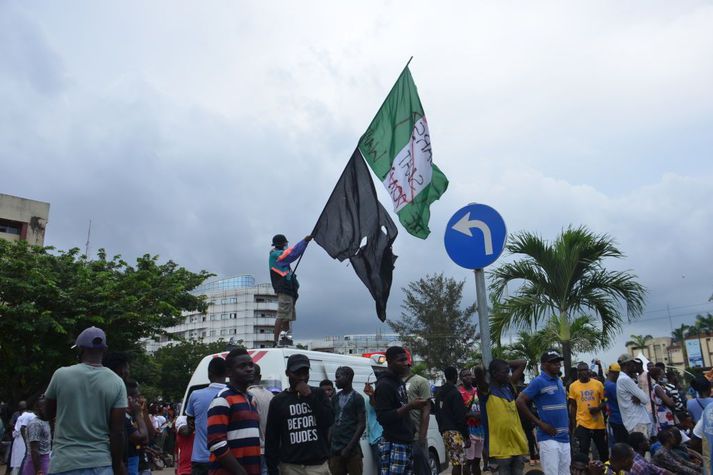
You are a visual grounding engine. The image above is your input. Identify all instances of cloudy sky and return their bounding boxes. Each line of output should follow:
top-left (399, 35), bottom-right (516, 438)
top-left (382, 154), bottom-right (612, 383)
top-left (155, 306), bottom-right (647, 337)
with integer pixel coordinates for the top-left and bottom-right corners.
top-left (2, 1), bottom-right (713, 363)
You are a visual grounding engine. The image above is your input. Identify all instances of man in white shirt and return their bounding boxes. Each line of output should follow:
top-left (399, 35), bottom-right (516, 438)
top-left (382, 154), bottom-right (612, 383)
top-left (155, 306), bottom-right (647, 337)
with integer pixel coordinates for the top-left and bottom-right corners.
top-left (10, 406), bottom-right (36, 475)
top-left (247, 364), bottom-right (274, 475)
top-left (615, 354), bottom-right (651, 437)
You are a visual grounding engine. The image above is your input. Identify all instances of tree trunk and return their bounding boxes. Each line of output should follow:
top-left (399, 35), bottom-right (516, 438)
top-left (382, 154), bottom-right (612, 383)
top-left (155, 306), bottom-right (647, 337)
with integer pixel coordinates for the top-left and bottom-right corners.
top-left (561, 339), bottom-right (573, 383)
top-left (559, 311), bottom-right (573, 382)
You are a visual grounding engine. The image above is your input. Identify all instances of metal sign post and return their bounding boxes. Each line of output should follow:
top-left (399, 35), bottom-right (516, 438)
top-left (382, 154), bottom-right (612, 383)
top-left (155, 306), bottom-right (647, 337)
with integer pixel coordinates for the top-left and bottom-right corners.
top-left (474, 268), bottom-right (492, 367)
top-left (444, 203), bottom-right (507, 369)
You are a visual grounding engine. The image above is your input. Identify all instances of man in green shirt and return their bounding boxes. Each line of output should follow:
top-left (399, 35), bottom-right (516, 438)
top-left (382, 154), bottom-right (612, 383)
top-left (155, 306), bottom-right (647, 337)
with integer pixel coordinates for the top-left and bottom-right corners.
top-left (45, 326), bottom-right (128, 475)
top-left (405, 356), bottom-right (431, 475)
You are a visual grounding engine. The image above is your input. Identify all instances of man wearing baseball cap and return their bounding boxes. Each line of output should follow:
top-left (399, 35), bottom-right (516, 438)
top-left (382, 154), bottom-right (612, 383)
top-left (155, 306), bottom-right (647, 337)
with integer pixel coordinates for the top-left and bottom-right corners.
top-left (604, 363), bottom-right (628, 444)
top-left (615, 353), bottom-right (651, 438)
top-left (265, 354), bottom-right (333, 475)
top-left (45, 326), bottom-right (128, 475)
top-left (517, 350), bottom-right (570, 475)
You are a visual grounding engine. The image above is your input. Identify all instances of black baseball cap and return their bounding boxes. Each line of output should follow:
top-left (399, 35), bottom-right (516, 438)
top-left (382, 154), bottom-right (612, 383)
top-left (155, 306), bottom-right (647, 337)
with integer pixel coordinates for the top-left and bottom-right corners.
top-left (272, 234), bottom-right (288, 247)
top-left (540, 349), bottom-right (564, 363)
top-left (287, 354), bottom-right (310, 372)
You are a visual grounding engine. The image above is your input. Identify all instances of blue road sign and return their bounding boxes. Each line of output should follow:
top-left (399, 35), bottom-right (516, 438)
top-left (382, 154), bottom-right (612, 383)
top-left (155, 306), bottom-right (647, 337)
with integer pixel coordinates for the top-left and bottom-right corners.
top-left (444, 203), bottom-right (507, 269)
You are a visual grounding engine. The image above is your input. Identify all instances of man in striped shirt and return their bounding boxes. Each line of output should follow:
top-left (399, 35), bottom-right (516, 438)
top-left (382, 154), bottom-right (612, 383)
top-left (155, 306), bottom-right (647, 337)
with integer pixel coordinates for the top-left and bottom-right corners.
top-left (207, 348), bottom-right (261, 475)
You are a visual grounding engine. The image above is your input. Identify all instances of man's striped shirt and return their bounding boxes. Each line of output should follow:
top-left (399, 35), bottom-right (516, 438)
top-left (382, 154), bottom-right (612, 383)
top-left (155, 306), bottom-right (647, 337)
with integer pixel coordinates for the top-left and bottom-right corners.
top-left (207, 385), bottom-right (261, 475)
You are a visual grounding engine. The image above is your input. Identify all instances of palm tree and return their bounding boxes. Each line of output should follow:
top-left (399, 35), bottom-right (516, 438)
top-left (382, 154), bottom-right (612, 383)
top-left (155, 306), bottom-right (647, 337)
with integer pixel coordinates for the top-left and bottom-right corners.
top-left (625, 334), bottom-right (653, 358)
top-left (544, 315), bottom-right (608, 355)
top-left (693, 314), bottom-right (713, 336)
top-left (672, 324), bottom-right (690, 343)
top-left (671, 324), bottom-right (690, 365)
top-left (507, 329), bottom-right (553, 375)
top-left (489, 226), bottom-right (646, 373)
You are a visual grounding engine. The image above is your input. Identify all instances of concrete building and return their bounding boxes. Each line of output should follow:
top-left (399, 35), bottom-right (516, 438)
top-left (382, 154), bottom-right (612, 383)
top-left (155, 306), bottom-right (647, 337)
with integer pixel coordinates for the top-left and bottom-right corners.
top-left (626, 336), bottom-right (691, 373)
top-left (0, 194), bottom-right (50, 246)
top-left (306, 333), bottom-right (403, 355)
top-left (147, 275), bottom-right (278, 352)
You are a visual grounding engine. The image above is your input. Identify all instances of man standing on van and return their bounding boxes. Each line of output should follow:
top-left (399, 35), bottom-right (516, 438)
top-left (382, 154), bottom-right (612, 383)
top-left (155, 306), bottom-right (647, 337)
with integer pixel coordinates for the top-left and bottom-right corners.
top-left (269, 234), bottom-right (312, 347)
top-left (186, 358), bottom-right (227, 475)
top-left (374, 346), bottom-right (429, 475)
top-left (265, 354), bottom-right (333, 475)
top-left (44, 326), bottom-right (128, 475)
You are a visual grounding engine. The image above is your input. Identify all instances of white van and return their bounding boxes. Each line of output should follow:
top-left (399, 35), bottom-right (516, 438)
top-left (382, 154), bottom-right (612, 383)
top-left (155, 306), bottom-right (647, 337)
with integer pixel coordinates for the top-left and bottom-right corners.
top-left (181, 348), bottom-right (447, 475)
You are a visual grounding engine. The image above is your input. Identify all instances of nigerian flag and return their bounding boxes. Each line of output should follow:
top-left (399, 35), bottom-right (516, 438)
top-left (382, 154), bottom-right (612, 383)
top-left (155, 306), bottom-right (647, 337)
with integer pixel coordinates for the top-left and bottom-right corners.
top-left (358, 66), bottom-right (448, 239)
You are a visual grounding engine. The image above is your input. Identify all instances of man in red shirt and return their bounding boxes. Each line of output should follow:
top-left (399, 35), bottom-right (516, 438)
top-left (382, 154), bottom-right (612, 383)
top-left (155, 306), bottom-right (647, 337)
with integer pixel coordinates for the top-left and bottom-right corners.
top-left (175, 416), bottom-right (194, 475)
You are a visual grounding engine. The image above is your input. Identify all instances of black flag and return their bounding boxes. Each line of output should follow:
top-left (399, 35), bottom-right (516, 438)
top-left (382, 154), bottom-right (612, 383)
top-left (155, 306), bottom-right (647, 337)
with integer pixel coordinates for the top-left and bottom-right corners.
top-left (313, 149), bottom-right (398, 321)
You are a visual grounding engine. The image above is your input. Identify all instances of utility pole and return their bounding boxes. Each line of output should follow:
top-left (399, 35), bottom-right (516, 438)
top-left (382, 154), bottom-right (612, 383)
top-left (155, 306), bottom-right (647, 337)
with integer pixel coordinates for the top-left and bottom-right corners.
top-left (85, 219), bottom-right (92, 257)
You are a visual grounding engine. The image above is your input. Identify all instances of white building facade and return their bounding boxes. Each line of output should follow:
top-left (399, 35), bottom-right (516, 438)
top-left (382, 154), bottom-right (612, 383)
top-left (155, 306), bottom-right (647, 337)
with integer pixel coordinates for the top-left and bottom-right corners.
top-left (149, 275), bottom-right (278, 351)
top-left (307, 333), bottom-right (403, 356)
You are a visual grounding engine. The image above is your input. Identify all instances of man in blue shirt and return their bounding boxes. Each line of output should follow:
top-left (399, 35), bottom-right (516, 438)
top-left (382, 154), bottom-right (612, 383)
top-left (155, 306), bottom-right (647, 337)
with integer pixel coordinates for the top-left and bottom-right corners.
top-left (694, 401), bottom-right (713, 474)
top-left (603, 363), bottom-right (628, 444)
top-left (185, 357), bottom-right (227, 475)
top-left (517, 350), bottom-right (570, 475)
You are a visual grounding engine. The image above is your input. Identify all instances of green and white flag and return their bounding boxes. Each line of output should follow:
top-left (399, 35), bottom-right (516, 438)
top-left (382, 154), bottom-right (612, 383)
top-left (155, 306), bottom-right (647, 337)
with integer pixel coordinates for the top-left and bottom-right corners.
top-left (358, 66), bottom-right (448, 239)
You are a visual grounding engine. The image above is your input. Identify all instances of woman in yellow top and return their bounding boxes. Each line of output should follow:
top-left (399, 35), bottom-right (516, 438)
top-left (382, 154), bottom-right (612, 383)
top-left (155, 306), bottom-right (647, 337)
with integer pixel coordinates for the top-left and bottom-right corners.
top-left (475, 359), bottom-right (529, 475)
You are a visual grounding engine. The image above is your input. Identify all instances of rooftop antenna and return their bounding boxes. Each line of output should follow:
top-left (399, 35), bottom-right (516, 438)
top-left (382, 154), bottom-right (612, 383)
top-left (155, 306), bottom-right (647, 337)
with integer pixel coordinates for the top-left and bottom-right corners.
top-left (85, 219), bottom-right (92, 257)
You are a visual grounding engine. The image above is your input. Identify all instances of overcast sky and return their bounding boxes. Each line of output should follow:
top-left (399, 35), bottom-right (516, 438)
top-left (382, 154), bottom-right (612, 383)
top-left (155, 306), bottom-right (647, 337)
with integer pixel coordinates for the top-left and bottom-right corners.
top-left (2, 1), bottom-right (713, 365)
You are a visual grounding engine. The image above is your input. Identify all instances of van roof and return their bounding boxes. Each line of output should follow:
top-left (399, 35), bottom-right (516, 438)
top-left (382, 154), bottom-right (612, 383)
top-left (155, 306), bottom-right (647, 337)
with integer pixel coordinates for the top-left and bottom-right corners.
top-left (205, 347), bottom-right (381, 365)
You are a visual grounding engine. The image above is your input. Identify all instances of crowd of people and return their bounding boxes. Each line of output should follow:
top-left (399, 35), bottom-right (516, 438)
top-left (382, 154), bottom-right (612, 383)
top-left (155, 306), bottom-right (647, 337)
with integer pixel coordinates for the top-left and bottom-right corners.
top-left (4, 326), bottom-right (713, 475)
top-left (430, 350), bottom-right (713, 475)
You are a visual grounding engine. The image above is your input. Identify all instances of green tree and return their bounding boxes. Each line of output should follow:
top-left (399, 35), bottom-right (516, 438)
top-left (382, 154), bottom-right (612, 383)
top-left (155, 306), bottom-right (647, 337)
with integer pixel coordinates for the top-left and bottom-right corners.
top-left (507, 329), bottom-right (553, 375)
top-left (546, 315), bottom-right (608, 355)
top-left (491, 315), bottom-right (607, 375)
top-left (152, 339), bottom-right (229, 401)
top-left (389, 273), bottom-right (477, 371)
top-left (0, 240), bottom-right (212, 404)
top-left (626, 334), bottom-right (653, 351)
top-left (672, 324), bottom-right (690, 343)
top-left (672, 324), bottom-right (691, 368)
top-left (693, 314), bottom-right (713, 335)
top-left (489, 226), bottom-right (646, 373)
top-left (130, 349), bottom-right (162, 401)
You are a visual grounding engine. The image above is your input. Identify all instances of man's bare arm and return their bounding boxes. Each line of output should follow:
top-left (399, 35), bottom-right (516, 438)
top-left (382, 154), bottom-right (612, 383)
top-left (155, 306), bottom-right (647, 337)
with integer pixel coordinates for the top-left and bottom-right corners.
top-left (109, 408), bottom-right (127, 475)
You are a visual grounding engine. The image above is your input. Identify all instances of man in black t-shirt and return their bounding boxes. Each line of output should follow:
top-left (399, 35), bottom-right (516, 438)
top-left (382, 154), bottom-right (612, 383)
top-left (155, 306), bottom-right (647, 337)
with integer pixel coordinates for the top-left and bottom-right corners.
top-left (329, 367), bottom-right (366, 475)
top-left (265, 354), bottom-right (333, 475)
top-left (374, 346), bottom-right (428, 475)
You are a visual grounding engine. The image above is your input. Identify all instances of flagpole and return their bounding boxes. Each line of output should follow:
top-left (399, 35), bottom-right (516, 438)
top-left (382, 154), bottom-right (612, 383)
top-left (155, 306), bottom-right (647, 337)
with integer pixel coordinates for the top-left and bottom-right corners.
top-left (295, 56), bottom-right (414, 274)
top-left (293, 149), bottom-right (361, 275)
top-left (361, 56), bottom-right (414, 134)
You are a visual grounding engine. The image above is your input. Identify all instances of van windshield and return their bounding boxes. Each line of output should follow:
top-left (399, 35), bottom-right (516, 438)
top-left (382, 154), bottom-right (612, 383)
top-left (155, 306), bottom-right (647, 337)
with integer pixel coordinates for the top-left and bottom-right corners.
top-left (259, 378), bottom-right (282, 394)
